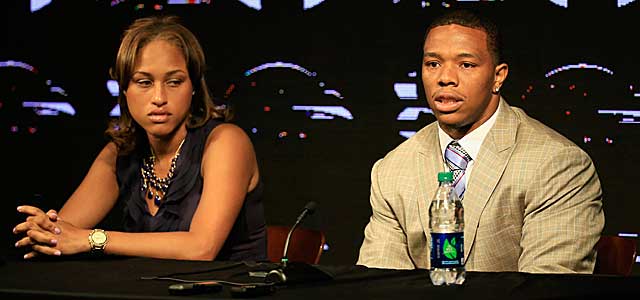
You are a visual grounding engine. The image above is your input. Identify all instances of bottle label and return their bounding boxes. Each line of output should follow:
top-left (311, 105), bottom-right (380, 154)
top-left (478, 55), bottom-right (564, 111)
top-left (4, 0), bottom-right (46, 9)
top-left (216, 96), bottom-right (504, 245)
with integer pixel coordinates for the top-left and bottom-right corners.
top-left (430, 232), bottom-right (464, 268)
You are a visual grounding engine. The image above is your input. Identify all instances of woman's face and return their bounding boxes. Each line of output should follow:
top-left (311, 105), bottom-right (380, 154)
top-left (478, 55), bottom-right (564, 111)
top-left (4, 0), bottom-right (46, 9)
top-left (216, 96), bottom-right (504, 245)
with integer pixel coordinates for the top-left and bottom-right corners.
top-left (125, 39), bottom-right (193, 140)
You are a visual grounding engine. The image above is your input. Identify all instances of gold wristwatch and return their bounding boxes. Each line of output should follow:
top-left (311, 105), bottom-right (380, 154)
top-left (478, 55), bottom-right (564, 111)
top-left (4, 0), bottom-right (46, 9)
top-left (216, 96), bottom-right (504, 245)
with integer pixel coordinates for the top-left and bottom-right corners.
top-left (88, 229), bottom-right (108, 253)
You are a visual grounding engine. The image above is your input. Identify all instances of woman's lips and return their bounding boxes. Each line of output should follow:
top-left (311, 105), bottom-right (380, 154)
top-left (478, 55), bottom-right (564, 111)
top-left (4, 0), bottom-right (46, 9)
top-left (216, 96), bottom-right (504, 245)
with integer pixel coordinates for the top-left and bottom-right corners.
top-left (148, 111), bottom-right (170, 123)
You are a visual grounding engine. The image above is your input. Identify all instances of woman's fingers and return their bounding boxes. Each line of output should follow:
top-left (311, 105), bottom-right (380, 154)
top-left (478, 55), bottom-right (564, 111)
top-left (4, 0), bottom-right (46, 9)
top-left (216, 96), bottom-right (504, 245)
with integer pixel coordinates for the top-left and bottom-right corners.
top-left (16, 236), bottom-right (61, 258)
top-left (13, 220), bottom-right (39, 235)
top-left (18, 207), bottom-right (61, 235)
top-left (14, 206), bottom-right (67, 259)
top-left (14, 231), bottom-right (56, 249)
top-left (16, 205), bottom-right (44, 216)
top-left (23, 251), bottom-right (39, 260)
top-left (46, 209), bottom-right (59, 221)
top-left (14, 236), bottom-right (34, 248)
top-left (25, 229), bottom-right (58, 247)
top-left (13, 220), bottom-right (55, 236)
top-left (31, 244), bottom-right (62, 257)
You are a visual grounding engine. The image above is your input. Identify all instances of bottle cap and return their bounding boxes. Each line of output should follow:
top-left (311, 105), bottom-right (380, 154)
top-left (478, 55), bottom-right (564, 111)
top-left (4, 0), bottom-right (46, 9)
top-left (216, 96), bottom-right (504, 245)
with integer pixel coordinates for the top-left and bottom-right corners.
top-left (438, 171), bottom-right (454, 182)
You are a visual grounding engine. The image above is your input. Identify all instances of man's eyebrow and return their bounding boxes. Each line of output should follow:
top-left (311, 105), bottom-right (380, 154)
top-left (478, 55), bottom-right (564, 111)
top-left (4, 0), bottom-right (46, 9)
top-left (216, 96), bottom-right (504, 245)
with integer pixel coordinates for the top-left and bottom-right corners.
top-left (456, 52), bottom-right (480, 60)
top-left (423, 52), bottom-right (480, 59)
top-left (423, 52), bottom-right (442, 59)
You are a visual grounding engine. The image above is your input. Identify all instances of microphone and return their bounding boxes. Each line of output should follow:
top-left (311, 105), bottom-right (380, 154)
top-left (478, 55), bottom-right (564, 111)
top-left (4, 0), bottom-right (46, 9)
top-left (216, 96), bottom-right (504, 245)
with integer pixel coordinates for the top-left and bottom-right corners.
top-left (281, 201), bottom-right (316, 267)
top-left (265, 201), bottom-right (332, 285)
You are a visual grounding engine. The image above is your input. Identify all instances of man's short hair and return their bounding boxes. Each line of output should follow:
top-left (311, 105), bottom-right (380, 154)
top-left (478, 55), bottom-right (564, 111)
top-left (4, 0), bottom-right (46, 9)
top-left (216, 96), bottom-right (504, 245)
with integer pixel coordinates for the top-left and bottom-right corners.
top-left (424, 9), bottom-right (503, 66)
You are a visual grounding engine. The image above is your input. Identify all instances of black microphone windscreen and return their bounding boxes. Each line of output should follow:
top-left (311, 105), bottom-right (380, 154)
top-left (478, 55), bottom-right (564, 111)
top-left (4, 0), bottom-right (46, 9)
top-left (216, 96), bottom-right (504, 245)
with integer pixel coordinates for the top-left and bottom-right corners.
top-left (304, 201), bottom-right (317, 214)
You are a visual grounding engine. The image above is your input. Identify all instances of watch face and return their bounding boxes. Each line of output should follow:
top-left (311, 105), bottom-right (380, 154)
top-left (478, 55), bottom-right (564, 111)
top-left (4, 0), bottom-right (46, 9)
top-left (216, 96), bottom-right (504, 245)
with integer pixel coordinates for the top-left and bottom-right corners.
top-left (92, 232), bottom-right (107, 244)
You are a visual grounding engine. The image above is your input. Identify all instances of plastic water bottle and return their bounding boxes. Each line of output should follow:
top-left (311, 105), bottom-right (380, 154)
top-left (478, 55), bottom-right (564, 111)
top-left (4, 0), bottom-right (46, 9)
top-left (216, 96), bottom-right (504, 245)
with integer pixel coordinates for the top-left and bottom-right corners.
top-left (429, 171), bottom-right (465, 285)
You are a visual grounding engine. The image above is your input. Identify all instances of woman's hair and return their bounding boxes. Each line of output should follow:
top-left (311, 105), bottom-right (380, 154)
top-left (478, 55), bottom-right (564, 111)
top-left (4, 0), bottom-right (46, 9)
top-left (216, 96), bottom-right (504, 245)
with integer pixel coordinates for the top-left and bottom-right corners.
top-left (106, 15), bottom-right (231, 154)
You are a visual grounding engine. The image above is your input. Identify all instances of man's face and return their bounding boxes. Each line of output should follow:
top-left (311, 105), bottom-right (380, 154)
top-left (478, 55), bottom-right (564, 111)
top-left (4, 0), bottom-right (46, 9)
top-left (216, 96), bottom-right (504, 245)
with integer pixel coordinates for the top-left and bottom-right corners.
top-left (422, 24), bottom-right (506, 138)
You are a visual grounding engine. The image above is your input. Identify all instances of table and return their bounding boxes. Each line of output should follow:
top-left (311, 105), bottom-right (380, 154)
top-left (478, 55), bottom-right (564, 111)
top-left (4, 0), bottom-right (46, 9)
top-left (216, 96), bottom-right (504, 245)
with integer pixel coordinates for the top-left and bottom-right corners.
top-left (1, 254), bottom-right (638, 299)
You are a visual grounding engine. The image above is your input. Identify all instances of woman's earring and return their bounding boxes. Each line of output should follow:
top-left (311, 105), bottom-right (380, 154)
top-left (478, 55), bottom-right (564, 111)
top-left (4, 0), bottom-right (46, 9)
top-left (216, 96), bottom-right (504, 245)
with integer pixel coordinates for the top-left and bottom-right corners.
top-left (494, 86), bottom-right (500, 93)
top-left (192, 90), bottom-right (195, 95)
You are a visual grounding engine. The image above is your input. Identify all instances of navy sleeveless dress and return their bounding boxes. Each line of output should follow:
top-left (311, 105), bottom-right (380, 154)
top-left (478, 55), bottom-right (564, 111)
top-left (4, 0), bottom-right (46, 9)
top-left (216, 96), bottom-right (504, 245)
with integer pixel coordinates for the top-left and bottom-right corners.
top-left (115, 119), bottom-right (267, 261)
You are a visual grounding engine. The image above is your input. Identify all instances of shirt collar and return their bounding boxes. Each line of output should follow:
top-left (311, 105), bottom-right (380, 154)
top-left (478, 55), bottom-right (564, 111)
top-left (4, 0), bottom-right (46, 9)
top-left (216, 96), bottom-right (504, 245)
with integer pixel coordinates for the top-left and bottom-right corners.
top-left (438, 99), bottom-right (501, 161)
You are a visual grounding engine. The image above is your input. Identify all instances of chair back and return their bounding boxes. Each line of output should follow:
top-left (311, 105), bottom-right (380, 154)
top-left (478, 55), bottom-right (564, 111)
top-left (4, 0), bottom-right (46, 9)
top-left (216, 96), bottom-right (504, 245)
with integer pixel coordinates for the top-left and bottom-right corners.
top-left (267, 225), bottom-right (326, 264)
top-left (594, 235), bottom-right (637, 276)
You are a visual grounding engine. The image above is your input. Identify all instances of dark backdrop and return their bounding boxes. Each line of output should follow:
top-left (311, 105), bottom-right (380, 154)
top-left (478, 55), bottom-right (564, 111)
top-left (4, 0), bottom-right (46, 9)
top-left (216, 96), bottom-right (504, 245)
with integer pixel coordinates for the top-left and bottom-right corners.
top-left (1, 0), bottom-right (639, 272)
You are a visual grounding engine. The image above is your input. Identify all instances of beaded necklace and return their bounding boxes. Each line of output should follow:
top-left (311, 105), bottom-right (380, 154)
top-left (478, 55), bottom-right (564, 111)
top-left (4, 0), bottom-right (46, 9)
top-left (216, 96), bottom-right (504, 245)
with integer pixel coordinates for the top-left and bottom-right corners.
top-left (141, 138), bottom-right (186, 206)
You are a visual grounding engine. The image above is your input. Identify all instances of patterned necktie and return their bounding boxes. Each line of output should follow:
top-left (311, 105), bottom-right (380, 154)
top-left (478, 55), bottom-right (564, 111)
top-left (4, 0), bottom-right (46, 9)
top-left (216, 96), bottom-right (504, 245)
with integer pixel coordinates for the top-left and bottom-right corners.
top-left (445, 141), bottom-right (472, 199)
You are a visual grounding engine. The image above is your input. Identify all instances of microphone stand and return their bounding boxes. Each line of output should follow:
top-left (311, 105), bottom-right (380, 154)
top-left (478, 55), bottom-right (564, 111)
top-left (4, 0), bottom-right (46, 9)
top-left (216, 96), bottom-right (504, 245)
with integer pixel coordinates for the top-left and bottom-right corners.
top-left (266, 202), bottom-right (332, 285)
top-left (281, 204), bottom-right (311, 268)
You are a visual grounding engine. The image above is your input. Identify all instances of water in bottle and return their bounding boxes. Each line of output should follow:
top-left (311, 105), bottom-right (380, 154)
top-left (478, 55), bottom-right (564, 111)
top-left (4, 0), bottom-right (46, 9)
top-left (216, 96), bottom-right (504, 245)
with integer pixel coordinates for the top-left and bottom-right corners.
top-left (429, 171), bottom-right (465, 285)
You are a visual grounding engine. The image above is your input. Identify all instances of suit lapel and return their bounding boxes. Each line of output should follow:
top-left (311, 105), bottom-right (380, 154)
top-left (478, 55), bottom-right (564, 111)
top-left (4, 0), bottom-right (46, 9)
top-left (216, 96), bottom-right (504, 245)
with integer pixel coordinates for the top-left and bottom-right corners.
top-left (416, 124), bottom-right (445, 242)
top-left (463, 99), bottom-right (518, 258)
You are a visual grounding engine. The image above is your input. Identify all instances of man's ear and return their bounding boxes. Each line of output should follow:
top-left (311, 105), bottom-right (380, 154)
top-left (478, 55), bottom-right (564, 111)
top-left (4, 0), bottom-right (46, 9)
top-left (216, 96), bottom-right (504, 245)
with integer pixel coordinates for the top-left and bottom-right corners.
top-left (493, 63), bottom-right (509, 90)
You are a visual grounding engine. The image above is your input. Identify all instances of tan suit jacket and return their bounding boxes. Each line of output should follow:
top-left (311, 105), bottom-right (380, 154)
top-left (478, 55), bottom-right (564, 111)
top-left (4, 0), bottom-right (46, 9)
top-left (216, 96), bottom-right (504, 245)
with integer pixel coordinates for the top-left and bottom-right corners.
top-left (357, 99), bottom-right (604, 273)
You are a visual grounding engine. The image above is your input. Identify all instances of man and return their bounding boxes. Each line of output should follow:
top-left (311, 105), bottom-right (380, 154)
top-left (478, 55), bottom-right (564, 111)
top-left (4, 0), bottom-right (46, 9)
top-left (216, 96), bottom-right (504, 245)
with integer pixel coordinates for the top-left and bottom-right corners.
top-left (357, 9), bottom-right (604, 273)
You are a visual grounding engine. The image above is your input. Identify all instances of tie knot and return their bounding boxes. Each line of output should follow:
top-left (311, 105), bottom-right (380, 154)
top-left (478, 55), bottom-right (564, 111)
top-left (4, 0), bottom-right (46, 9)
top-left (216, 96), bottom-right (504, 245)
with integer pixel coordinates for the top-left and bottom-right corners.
top-left (446, 141), bottom-right (472, 167)
top-left (444, 141), bottom-right (471, 199)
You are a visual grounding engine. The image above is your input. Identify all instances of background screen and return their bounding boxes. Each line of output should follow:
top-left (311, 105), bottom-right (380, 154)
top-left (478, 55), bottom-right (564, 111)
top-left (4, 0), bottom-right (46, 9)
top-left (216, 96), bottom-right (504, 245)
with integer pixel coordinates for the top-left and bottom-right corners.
top-left (2, 0), bottom-right (639, 273)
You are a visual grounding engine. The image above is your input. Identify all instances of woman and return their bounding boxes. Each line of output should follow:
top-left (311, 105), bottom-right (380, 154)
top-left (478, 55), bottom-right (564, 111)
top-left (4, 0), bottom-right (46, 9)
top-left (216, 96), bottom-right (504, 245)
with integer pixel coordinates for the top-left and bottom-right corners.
top-left (13, 15), bottom-right (267, 261)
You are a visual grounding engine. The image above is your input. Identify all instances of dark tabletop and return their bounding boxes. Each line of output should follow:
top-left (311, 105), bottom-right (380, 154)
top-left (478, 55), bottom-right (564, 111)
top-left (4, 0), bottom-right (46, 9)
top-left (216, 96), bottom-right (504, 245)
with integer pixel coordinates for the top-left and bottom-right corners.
top-left (1, 254), bottom-right (638, 300)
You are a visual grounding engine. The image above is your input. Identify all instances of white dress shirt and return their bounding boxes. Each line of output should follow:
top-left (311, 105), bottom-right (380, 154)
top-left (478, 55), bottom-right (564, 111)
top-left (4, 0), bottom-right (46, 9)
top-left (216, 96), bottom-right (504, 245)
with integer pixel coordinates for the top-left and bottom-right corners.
top-left (437, 100), bottom-right (501, 188)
